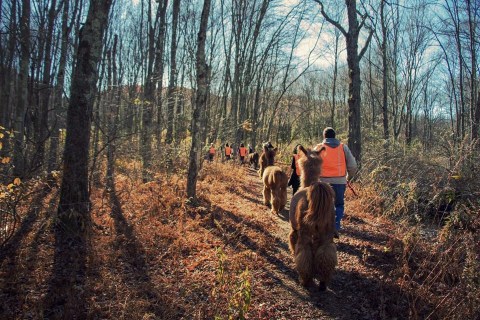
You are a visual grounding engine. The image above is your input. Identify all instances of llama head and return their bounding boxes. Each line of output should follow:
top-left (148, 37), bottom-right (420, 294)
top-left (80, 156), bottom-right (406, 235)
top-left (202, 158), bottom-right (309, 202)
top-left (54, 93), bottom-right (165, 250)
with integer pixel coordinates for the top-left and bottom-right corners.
top-left (263, 146), bottom-right (277, 166)
top-left (297, 145), bottom-right (324, 187)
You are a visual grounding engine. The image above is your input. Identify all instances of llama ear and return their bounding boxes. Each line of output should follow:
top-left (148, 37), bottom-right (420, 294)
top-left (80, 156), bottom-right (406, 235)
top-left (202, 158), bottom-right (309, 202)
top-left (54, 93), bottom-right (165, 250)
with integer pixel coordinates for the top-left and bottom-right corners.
top-left (315, 146), bottom-right (326, 155)
top-left (298, 145), bottom-right (308, 156)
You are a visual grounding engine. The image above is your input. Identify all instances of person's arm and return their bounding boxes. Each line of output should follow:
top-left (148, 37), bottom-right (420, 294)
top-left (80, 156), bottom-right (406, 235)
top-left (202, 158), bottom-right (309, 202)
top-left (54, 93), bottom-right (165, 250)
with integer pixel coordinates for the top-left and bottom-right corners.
top-left (291, 156), bottom-right (295, 170)
top-left (343, 145), bottom-right (358, 180)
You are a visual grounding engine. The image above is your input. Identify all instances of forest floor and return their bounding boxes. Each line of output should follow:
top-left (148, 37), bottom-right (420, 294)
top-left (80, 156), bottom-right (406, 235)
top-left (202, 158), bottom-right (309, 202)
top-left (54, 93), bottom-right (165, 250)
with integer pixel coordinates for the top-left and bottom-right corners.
top-left (0, 161), bottom-right (414, 319)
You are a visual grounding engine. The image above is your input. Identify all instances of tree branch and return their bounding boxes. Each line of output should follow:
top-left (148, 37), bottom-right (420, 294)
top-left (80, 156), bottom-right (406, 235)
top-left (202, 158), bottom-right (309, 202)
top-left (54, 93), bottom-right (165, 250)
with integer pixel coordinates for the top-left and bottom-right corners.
top-left (312, 0), bottom-right (347, 36)
top-left (359, 27), bottom-right (374, 61)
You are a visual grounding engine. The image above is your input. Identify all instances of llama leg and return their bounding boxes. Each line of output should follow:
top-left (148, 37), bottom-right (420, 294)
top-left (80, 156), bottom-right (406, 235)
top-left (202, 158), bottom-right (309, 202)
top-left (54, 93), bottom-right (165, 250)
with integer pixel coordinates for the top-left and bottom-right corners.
top-left (314, 243), bottom-right (337, 290)
top-left (263, 185), bottom-right (271, 207)
top-left (280, 188), bottom-right (287, 211)
top-left (295, 242), bottom-right (314, 287)
top-left (288, 229), bottom-right (298, 255)
top-left (271, 189), bottom-right (280, 214)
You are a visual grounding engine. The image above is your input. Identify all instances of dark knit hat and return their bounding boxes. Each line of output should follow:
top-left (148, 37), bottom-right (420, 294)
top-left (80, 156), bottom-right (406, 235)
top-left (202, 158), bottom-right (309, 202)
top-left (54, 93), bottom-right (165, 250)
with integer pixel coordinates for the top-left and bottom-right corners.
top-left (323, 127), bottom-right (336, 138)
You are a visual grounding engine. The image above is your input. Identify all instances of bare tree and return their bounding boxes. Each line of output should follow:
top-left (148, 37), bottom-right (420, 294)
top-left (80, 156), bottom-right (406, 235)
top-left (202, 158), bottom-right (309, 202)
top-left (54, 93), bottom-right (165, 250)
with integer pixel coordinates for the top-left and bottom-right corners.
top-left (187, 0), bottom-right (211, 200)
top-left (165, 0), bottom-right (181, 144)
top-left (13, 0), bottom-right (31, 177)
top-left (57, 0), bottom-right (113, 227)
top-left (313, 0), bottom-right (374, 162)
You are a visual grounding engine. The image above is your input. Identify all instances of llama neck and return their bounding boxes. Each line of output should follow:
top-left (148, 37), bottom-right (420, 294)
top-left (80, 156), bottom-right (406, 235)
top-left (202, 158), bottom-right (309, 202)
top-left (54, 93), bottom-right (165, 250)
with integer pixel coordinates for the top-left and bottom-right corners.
top-left (300, 166), bottom-right (320, 188)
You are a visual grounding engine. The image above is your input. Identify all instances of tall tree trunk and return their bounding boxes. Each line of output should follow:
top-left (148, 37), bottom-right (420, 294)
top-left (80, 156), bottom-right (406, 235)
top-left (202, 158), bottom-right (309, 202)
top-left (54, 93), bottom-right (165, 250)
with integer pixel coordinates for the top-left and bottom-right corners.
top-left (141, 0), bottom-right (158, 181)
top-left (345, 0), bottom-right (363, 162)
top-left (49, 1), bottom-right (112, 317)
top-left (106, 35), bottom-right (119, 190)
top-left (48, 0), bottom-right (70, 172)
top-left (380, 0), bottom-right (389, 141)
top-left (330, 31), bottom-right (340, 128)
top-left (187, 0), bottom-right (211, 199)
top-left (154, 0), bottom-right (169, 145)
top-left (466, 0), bottom-right (478, 140)
top-left (165, 0), bottom-right (181, 144)
top-left (57, 0), bottom-right (113, 226)
top-left (33, 0), bottom-right (58, 172)
top-left (315, 0), bottom-right (373, 163)
top-left (13, 0), bottom-right (30, 178)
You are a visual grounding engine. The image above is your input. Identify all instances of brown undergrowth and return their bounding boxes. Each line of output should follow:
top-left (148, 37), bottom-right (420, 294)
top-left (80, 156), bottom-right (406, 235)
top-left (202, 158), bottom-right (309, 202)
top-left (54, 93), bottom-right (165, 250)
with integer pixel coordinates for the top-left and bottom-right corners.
top-left (0, 159), bottom-right (283, 319)
top-left (0, 142), bottom-right (478, 319)
top-left (355, 138), bottom-right (480, 320)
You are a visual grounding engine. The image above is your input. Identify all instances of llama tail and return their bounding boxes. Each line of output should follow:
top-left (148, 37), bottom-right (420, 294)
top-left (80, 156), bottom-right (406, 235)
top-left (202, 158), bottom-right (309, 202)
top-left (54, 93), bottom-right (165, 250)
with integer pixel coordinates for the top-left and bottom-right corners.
top-left (304, 182), bottom-right (335, 233)
top-left (273, 169), bottom-right (288, 187)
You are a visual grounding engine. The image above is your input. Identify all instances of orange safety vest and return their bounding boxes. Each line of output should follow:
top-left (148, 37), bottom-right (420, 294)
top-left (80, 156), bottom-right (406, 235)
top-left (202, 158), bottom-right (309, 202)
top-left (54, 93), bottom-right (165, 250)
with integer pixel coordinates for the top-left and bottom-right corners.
top-left (293, 154), bottom-right (301, 176)
top-left (320, 144), bottom-right (346, 178)
top-left (225, 147), bottom-right (231, 156)
top-left (239, 147), bottom-right (247, 157)
top-left (209, 147), bottom-right (216, 154)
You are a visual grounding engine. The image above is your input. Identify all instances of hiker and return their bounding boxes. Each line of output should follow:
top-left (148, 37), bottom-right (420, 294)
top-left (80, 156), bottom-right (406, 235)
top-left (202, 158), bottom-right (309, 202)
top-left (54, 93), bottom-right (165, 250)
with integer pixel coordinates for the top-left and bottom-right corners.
top-left (208, 143), bottom-right (216, 162)
top-left (287, 144), bottom-right (301, 195)
top-left (238, 143), bottom-right (247, 164)
top-left (225, 143), bottom-right (232, 160)
top-left (248, 144), bottom-right (254, 154)
top-left (314, 127), bottom-right (357, 237)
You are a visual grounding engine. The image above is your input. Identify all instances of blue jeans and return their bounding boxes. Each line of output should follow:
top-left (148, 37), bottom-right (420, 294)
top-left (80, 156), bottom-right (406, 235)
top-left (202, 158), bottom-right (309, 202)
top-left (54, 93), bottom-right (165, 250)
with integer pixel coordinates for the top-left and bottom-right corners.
top-left (330, 184), bottom-right (346, 231)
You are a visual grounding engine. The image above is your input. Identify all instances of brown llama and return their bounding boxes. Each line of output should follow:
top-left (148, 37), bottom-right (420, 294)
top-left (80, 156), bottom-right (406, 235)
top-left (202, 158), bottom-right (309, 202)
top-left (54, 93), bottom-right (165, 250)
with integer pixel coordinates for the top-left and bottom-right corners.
top-left (248, 152), bottom-right (259, 169)
top-left (258, 147), bottom-right (270, 178)
top-left (288, 145), bottom-right (337, 290)
top-left (260, 146), bottom-right (288, 214)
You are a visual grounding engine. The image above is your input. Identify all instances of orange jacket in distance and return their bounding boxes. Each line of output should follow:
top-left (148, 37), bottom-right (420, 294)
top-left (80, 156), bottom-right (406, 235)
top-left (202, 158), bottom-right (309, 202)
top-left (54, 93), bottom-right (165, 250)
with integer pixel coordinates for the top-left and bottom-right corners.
top-left (239, 147), bottom-right (247, 156)
top-left (209, 147), bottom-right (216, 154)
top-left (320, 144), bottom-right (346, 178)
top-left (225, 147), bottom-right (231, 156)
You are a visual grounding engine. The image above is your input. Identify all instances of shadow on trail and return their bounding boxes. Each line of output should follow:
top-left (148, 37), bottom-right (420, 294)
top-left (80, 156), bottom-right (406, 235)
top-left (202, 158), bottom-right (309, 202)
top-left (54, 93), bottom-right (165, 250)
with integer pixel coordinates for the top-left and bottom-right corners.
top-left (203, 203), bottom-right (313, 300)
top-left (277, 207), bottom-right (290, 222)
top-left (342, 226), bottom-right (390, 245)
top-left (0, 189), bottom-right (54, 318)
top-left (311, 268), bottom-right (415, 320)
top-left (0, 190), bottom-right (49, 264)
top-left (105, 185), bottom-right (175, 318)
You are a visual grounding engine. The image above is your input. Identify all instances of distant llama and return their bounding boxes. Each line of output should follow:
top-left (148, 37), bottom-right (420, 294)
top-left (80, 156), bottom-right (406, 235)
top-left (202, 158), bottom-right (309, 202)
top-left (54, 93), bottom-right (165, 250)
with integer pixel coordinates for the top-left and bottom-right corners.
top-left (289, 145), bottom-right (337, 290)
top-left (248, 152), bottom-right (259, 169)
top-left (260, 146), bottom-right (288, 214)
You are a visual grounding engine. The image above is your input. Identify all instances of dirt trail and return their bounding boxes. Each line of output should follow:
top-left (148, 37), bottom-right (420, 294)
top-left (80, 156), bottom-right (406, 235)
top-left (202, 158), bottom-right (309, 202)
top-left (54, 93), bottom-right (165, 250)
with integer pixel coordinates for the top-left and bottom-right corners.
top-left (236, 165), bottom-right (407, 320)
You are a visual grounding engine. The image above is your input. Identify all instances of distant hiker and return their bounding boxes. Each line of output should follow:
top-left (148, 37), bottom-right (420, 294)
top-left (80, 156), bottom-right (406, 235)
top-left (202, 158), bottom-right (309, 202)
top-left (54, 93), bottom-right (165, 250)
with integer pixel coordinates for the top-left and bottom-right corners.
top-left (225, 143), bottom-right (232, 160)
top-left (314, 127), bottom-right (357, 237)
top-left (208, 143), bottom-right (216, 162)
top-left (238, 143), bottom-right (248, 164)
top-left (248, 144), bottom-right (254, 154)
top-left (287, 144), bottom-right (301, 195)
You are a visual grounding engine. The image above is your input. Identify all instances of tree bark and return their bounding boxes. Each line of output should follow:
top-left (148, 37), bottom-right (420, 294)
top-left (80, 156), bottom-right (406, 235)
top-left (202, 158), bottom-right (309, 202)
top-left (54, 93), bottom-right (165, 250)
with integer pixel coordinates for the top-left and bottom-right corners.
top-left (48, 0), bottom-right (71, 172)
top-left (187, 0), bottom-right (211, 199)
top-left (315, 0), bottom-right (373, 163)
top-left (13, 0), bottom-right (30, 178)
top-left (33, 0), bottom-right (58, 172)
top-left (57, 0), bottom-right (113, 226)
top-left (165, 0), bottom-right (181, 144)
top-left (380, 0), bottom-right (389, 141)
top-left (466, 0), bottom-right (478, 139)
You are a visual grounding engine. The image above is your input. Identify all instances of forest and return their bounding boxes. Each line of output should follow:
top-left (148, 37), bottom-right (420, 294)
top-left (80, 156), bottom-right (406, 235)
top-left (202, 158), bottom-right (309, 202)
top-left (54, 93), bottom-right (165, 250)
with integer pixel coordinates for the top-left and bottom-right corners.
top-left (0, 0), bottom-right (479, 319)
